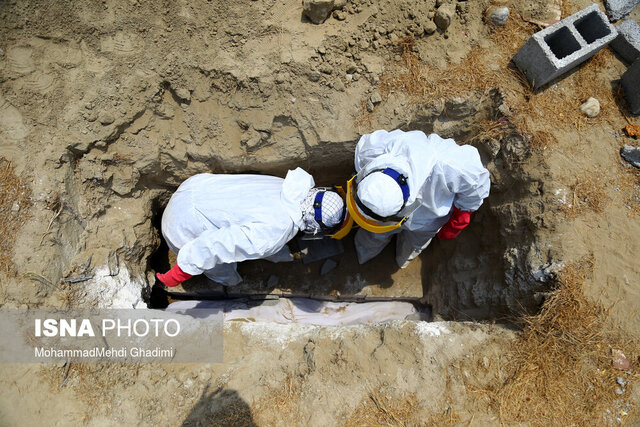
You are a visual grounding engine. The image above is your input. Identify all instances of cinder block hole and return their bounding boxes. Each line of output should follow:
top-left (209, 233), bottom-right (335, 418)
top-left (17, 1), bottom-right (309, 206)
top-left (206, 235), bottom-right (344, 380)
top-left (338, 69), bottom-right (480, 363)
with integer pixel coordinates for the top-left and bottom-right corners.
top-left (544, 27), bottom-right (581, 59)
top-left (574, 11), bottom-right (611, 44)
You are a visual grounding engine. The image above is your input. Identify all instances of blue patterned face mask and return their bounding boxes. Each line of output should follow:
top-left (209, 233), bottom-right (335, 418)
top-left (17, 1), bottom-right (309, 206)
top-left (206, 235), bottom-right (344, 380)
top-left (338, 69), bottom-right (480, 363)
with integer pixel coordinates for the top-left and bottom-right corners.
top-left (300, 188), bottom-right (346, 237)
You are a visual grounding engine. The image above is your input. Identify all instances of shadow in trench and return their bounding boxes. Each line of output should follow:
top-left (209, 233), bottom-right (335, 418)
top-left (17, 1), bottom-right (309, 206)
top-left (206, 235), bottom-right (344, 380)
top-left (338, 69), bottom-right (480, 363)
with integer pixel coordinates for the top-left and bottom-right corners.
top-left (182, 384), bottom-right (257, 427)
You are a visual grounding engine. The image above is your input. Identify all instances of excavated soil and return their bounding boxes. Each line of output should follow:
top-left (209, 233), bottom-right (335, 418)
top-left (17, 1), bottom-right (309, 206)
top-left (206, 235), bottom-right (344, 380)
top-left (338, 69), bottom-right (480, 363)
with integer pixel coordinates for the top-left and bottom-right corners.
top-left (1, 0), bottom-right (639, 424)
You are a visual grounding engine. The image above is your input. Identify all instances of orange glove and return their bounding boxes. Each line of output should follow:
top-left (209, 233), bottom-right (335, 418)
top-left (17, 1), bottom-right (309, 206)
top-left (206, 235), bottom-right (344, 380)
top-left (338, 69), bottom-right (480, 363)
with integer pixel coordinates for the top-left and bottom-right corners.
top-left (156, 265), bottom-right (192, 287)
top-left (436, 207), bottom-right (472, 240)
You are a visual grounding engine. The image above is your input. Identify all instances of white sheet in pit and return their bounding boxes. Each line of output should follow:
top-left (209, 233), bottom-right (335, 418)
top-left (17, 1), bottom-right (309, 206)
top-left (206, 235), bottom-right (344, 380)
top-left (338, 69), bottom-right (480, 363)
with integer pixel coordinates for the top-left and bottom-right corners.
top-left (167, 298), bottom-right (428, 326)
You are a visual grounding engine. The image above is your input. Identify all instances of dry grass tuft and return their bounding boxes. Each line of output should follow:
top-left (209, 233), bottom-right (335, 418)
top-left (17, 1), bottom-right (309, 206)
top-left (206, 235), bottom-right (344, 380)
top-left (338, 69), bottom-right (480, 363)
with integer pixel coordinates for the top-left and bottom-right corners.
top-left (40, 362), bottom-right (139, 419)
top-left (479, 257), bottom-right (639, 426)
top-left (343, 390), bottom-right (431, 427)
top-left (0, 158), bottom-right (32, 275)
top-left (562, 173), bottom-right (610, 217)
top-left (250, 375), bottom-right (303, 426)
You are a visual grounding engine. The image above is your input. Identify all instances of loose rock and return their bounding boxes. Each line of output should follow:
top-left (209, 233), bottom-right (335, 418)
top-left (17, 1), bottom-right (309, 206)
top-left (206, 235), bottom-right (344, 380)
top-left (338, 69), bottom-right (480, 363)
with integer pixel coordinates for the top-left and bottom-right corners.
top-left (612, 348), bottom-right (630, 370)
top-left (303, 0), bottom-right (335, 24)
top-left (366, 99), bottom-right (375, 112)
top-left (319, 63), bottom-right (333, 74)
top-left (370, 91), bottom-right (382, 105)
top-left (424, 20), bottom-right (437, 35)
top-left (174, 88), bottom-right (191, 102)
top-left (485, 6), bottom-right (509, 26)
top-left (308, 70), bottom-right (322, 82)
top-left (580, 97), bottom-right (600, 118)
top-left (98, 112), bottom-right (115, 125)
top-left (434, 4), bottom-right (455, 31)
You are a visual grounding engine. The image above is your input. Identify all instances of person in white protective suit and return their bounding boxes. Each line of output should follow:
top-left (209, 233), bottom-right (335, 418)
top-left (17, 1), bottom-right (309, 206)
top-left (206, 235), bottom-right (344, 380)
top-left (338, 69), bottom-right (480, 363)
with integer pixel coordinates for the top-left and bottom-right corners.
top-left (345, 129), bottom-right (490, 268)
top-left (156, 168), bottom-right (351, 288)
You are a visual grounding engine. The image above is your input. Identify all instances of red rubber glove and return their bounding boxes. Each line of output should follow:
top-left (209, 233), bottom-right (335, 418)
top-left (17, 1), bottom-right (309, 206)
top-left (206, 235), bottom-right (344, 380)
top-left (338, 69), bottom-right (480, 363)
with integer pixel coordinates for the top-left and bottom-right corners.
top-left (437, 207), bottom-right (472, 240)
top-left (156, 265), bottom-right (193, 287)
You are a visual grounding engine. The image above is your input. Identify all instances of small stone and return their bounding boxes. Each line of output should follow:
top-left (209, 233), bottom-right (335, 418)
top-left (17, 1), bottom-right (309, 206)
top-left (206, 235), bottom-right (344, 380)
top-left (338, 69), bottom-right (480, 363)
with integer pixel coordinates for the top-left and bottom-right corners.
top-left (98, 112), bottom-right (115, 125)
top-left (369, 91), bottom-right (382, 104)
top-left (612, 349), bottom-right (630, 370)
top-left (319, 63), bottom-right (333, 74)
top-left (424, 20), bottom-right (437, 35)
top-left (616, 377), bottom-right (626, 387)
top-left (85, 111), bottom-right (98, 122)
top-left (275, 73), bottom-right (287, 84)
top-left (174, 88), bottom-right (191, 102)
top-left (580, 97), bottom-right (600, 118)
top-left (333, 10), bottom-right (346, 20)
top-left (345, 74), bottom-right (353, 82)
top-left (317, 46), bottom-right (326, 55)
top-left (303, 0), bottom-right (334, 24)
top-left (485, 6), bottom-right (509, 26)
top-left (427, 11), bottom-right (435, 19)
top-left (434, 4), bottom-right (454, 30)
top-left (366, 99), bottom-right (374, 112)
top-left (11, 202), bottom-right (19, 213)
top-left (334, 79), bottom-right (345, 91)
top-left (320, 259), bottom-right (338, 275)
top-left (360, 40), bottom-right (370, 49)
top-left (308, 70), bottom-right (322, 82)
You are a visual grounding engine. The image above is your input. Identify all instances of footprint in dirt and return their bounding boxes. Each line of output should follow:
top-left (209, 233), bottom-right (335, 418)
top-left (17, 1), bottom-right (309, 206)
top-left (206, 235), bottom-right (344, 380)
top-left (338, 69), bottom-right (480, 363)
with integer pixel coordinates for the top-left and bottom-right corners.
top-left (0, 95), bottom-right (29, 141)
top-left (6, 47), bottom-right (36, 75)
top-left (23, 71), bottom-right (55, 93)
top-left (100, 32), bottom-right (137, 54)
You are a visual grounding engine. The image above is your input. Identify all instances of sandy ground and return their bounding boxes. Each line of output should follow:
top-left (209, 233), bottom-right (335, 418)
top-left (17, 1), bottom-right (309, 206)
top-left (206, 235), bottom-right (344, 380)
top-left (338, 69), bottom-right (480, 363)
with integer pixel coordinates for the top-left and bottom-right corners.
top-left (0, 0), bottom-right (639, 424)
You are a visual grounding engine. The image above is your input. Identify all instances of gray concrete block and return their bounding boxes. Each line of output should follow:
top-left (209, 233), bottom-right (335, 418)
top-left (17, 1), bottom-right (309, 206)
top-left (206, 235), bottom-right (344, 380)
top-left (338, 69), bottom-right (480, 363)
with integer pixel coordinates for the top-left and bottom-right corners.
top-left (621, 58), bottom-right (640, 114)
top-left (513, 4), bottom-right (618, 89)
top-left (610, 19), bottom-right (640, 63)
top-left (605, 0), bottom-right (640, 21)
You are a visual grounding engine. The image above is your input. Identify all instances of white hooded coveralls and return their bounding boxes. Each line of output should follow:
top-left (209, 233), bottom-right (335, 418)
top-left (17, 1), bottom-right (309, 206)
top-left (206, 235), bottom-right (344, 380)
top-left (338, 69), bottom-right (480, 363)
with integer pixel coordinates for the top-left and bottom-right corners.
top-left (354, 129), bottom-right (490, 267)
top-left (161, 168), bottom-right (314, 286)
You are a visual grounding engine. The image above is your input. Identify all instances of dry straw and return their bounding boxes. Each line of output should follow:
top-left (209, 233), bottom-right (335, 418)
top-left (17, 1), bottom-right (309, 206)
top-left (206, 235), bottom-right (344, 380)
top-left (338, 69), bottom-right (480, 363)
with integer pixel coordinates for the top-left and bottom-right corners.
top-left (477, 257), bottom-right (638, 426)
top-left (0, 158), bottom-right (32, 275)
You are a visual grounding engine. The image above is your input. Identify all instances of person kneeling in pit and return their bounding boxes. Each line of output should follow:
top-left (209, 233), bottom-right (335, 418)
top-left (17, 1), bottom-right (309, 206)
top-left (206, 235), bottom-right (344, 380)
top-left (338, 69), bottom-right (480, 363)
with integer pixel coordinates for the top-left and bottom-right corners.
top-left (346, 129), bottom-right (490, 269)
top-left (156, 167), bottom-right (351, 288)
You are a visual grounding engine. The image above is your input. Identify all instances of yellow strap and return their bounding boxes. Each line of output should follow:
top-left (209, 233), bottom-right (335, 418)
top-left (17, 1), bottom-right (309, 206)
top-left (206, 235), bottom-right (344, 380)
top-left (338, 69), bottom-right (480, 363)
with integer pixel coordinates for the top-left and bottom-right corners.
top-left (346, 176), bottom-right (405, 233)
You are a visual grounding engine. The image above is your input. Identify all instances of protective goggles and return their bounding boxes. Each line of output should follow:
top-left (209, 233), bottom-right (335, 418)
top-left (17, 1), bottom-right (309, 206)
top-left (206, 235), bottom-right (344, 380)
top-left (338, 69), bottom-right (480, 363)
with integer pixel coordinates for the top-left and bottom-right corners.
top-left (346, 168), bottom-right (409, 234)
top-left (302, 187), bottom-right (354, 240)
